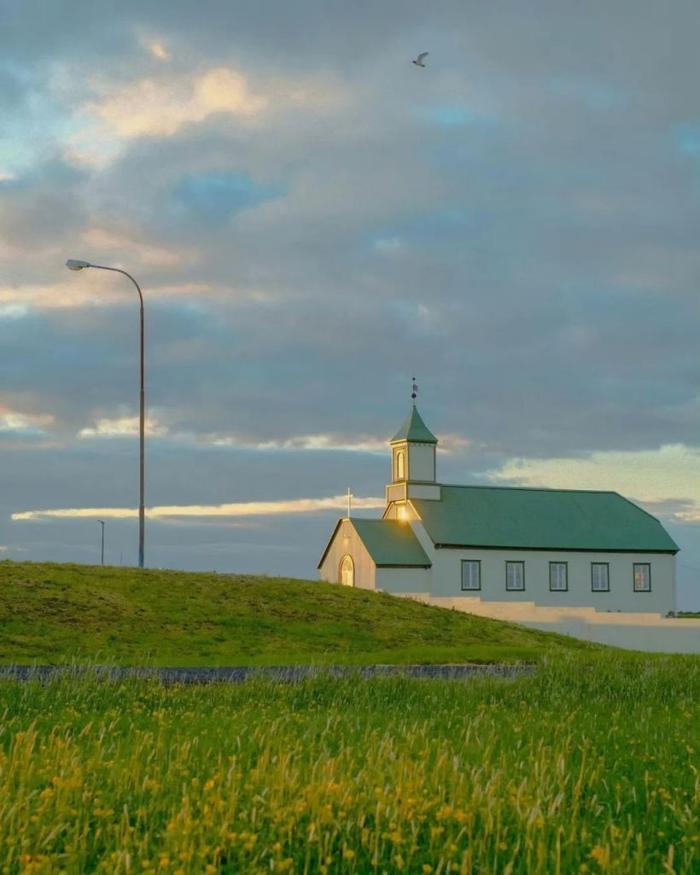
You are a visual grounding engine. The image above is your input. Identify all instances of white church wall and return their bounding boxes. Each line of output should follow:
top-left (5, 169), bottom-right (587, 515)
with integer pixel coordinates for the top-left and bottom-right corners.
top-left (318, 519), bottom-right (376, 590)
top-left (375, 568), bottom-right (431, 595)
top-left (386, 483), bottom-right (407, 504)
top-left (407, 444), bottom-right (436, 482)
top-left (443, 548), bottom-right (675, 614)
top-left (404, 522), bottom-right (676, 613)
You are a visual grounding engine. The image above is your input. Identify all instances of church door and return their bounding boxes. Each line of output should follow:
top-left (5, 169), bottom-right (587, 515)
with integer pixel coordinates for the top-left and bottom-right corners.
top-left (339, 555), bottom-right (355, 587)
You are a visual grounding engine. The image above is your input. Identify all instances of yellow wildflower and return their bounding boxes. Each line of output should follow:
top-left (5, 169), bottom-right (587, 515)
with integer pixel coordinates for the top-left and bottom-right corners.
top-left (589, 846), bottom-right (609, 867)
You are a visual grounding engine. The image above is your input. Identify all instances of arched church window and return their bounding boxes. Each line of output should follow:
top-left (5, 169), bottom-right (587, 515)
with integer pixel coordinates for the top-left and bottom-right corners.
top-left (339, 554), bottom-right (355, 587)
top-left (396, 450), bottom-right (405, 480)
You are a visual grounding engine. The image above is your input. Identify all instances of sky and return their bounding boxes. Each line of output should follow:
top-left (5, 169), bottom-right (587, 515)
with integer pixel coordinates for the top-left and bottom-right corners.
top-left (1, 0), bottom-right (699, 608)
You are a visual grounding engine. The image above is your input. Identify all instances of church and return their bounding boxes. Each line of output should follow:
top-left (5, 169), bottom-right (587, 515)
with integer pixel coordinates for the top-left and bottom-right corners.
top-left (318, 404), bottom-right (679, 616)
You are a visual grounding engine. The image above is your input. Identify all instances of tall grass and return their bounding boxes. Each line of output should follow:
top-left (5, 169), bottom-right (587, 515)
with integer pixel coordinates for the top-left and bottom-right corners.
top-left (0, 561), bottom-right (591, 666)
top-left (0, 655), bottom-right (698, 873)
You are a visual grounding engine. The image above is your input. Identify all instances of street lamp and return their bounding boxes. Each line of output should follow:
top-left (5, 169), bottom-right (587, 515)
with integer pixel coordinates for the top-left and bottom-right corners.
top-left (66, 259), bottom-right (146, 569)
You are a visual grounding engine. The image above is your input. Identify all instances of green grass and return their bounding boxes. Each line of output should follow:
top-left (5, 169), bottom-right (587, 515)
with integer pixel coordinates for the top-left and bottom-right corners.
top-left (0, 655), bottom-right (699, 873)
top-left (0, 561), bottom-right (593, 666)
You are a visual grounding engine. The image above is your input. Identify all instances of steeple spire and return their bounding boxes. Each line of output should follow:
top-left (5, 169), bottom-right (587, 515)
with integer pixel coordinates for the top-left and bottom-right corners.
top-left (390, 405), bottom-right (438, 445)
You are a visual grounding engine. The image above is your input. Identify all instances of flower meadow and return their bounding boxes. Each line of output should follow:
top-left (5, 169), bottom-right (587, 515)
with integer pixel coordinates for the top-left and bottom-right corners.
top-left (0, 656), bottom-right (699, 874)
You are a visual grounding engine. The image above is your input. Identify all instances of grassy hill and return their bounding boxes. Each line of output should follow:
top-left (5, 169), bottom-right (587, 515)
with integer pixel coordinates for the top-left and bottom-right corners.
top-left (0, 560), bottom-right (594, 666)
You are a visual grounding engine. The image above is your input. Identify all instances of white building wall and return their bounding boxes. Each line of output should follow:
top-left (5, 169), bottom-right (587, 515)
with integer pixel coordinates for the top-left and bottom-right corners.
top-left (408, 443), bottom-right (436, 482)
top-left (405, 521), bottom-right (676, 614)
top-left (407, 484), bottom-right (441, 500)
top-left (318, 519), bottom-right (376, 591)
top-left (375, 568), bottom-right (431, 595)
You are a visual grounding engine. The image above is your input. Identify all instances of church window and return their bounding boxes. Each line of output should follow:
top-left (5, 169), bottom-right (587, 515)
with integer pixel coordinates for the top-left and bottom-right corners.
top-left (396, 450), bottom-right (405, 480)
top-left (633, 563), bottom-right (651, 592)
top-left (505, 561), bottom-right (525, 591)
top-left (461, 560), bottom-right (481, 590)
top-left (339, 554), bottom-right (355, 587)
top-left (549, 562), bottom-right (568, 591)
top-left (591, 563), bottom-right (610, 592)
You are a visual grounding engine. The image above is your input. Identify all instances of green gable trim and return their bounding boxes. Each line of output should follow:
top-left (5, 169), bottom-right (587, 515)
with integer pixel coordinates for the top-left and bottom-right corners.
top-left (412, 485), bottom-right (679, 554)
top-left (390, 405), bottom-right (438, 445)
top-left (351, 519), bottom-right (432, 567)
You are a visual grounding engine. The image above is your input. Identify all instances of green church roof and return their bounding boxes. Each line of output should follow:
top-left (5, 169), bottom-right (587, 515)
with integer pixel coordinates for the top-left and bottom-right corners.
top-left (411, 485), bottom-right (678, 553)
top-left (351, 519), bottom-right (432, 566)
top-left (390, 405), bottom-right (438, 444)
top-left (318, 518), bottom-right (432, 569)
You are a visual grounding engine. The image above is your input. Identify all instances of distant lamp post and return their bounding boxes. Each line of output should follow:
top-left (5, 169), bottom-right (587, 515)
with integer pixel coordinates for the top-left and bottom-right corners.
top-left (98, 519), bottom-right (105, 566)
top-left (66, 259), bottom-right (146, 569)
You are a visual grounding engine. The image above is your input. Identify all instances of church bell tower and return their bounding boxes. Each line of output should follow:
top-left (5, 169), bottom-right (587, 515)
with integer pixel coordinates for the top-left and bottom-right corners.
top-left (385, 380), bottom-right (441, 512)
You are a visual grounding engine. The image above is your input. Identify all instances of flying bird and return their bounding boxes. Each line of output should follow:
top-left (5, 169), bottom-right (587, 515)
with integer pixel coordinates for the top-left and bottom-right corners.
top-left (412, 52), bottom-right (429, 68)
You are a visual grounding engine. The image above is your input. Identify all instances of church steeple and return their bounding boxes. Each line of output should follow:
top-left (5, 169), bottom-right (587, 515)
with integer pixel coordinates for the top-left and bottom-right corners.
top-left (385, 385), bottom-right (442, 513)
top-left (389, 404), bottom-right (438, 484)
top-left (389, 381), bottom-right (438, 486)
top-left (390, 405), bottom-right (438, 446)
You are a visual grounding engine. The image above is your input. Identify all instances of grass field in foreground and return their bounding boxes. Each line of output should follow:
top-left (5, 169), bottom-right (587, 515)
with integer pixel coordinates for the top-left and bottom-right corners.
top-left (1, 655), bottom-right (699, 874)
top-left (0, 561), bottom-right (593, 666)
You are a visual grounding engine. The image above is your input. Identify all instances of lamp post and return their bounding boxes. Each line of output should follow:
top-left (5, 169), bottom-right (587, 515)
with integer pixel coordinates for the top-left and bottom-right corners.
top-left (98, 519), bottom-right (105, 566)
top-left (66, 259), bottom-right (146, 569)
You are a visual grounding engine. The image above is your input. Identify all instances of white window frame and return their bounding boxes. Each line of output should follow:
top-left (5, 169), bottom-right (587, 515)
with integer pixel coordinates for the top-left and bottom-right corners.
top-left (461, 560), bottom-right (481, 591)
top-left (591, 562), bottom-right (610, 592)
top-left (549, 561), bottom-right (568, 592)
top-left (505, 561), bottom-right (525, 591)
top-left (633, 563), bottom-right (651, 592)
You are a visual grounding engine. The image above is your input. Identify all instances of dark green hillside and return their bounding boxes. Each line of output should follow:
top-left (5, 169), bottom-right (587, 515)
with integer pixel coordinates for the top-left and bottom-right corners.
top-left (0, 561), bottom-right (594, 666)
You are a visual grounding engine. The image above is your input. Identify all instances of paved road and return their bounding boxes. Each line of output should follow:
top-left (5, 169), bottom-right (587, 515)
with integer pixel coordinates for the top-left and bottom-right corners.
top-left (0, 664), bottom-right (535, 685)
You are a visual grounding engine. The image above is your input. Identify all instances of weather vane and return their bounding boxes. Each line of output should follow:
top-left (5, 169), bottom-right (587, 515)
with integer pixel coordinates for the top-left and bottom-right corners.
top-left (411, 377), bottom-right (418, 402)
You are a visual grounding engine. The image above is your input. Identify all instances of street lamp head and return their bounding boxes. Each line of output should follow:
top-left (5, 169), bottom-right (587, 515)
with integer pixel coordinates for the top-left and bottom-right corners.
top-left (66, 259), bottom-right (91, 271)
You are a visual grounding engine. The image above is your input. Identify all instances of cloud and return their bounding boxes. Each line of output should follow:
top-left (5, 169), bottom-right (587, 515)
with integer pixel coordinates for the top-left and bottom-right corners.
top-left (204, 433), bottom-right (388, 453)
top-left (72, 427), bottom-right (470, 456)
top-left (487, 444), bottom-right (700, 524)
top-left (145, 40), bottom-right (170, 61)
top-left (0, 278), bottom-right (220, 312)
top-left (0, 281), bottom-right (118, 311)
top-left (85, 67), bottom-right (267, 140)
top-left (0, 408), bottom-right (54, 435)
top-left (80, 226), bottom-right (190, 267)
top-left (12, 494), bottom-right (385, 522)
top-left (0, 304), bottom-right (28, 320)
top-left (79, 415), bottom-right (168, 439)
top-left (438, 435), bottom-right (472, 454)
